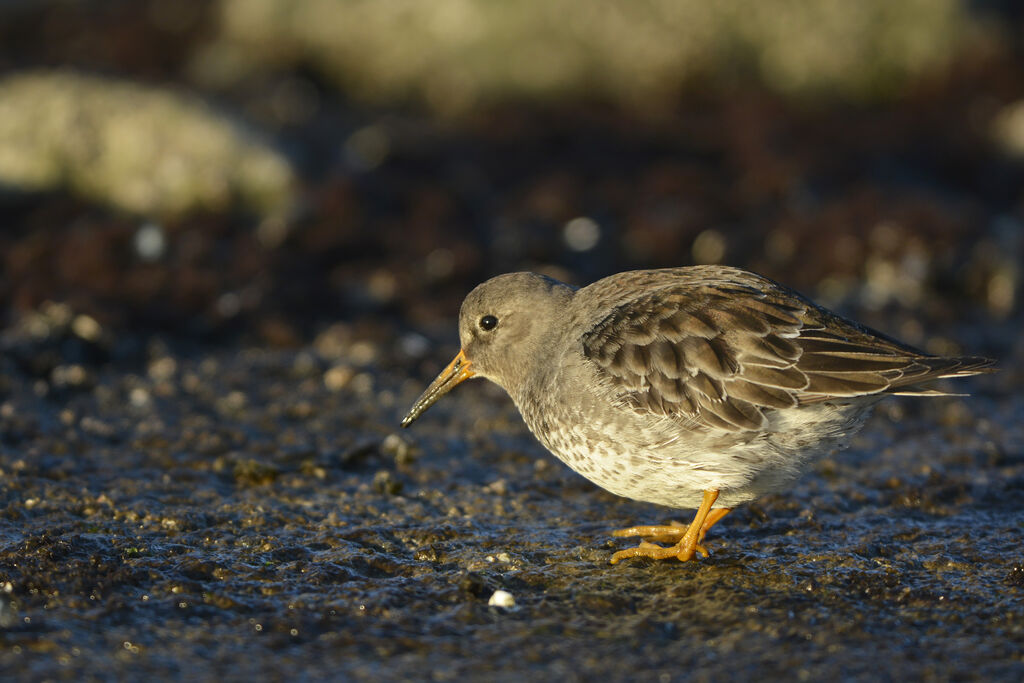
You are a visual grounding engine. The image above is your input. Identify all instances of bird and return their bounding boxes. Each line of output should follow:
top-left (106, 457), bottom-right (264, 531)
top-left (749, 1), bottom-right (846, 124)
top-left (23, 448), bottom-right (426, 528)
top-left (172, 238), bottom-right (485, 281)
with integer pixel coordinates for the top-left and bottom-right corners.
top-left (400, 266), bottom-right (995, 565)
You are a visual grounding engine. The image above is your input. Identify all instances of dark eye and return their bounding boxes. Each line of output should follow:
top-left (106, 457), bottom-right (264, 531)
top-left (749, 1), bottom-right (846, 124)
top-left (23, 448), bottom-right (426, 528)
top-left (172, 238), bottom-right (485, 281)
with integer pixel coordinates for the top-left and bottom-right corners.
top-left (479, 315), bottom-right (498, 331)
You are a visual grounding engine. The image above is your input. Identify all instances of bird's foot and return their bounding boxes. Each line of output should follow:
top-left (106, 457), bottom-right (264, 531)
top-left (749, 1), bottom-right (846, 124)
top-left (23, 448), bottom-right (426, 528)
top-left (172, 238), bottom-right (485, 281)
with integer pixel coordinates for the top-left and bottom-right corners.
top-left (609, 534), bottom-right (708, 564)
top-left (609, 490), bottom-right (730, 565)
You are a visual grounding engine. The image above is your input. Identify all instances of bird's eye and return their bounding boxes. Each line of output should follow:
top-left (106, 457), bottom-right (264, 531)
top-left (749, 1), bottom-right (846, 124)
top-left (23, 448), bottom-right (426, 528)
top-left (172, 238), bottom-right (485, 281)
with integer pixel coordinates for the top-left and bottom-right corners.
top-left (479, 315), bottom-right (498, 331)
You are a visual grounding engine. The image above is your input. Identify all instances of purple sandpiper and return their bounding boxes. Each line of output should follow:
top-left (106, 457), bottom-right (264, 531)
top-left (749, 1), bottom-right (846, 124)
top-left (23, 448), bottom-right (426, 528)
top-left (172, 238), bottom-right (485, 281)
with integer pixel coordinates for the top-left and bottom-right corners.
top-left (401, 267), bottom-right (995, 564)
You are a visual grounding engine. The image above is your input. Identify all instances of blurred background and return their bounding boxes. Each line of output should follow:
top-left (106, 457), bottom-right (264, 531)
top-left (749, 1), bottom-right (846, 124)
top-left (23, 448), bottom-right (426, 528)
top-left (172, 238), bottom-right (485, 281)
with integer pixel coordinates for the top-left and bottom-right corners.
top-left (0, 0), bottom-right (1021, 364)
top-left (2, 3), bottom-right (1023, 680)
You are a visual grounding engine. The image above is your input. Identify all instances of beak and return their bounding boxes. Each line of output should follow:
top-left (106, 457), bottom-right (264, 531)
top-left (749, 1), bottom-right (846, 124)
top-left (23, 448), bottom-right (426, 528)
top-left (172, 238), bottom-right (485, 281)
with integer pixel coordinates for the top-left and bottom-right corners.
top-left (401, 349), bottom-right (475, 427)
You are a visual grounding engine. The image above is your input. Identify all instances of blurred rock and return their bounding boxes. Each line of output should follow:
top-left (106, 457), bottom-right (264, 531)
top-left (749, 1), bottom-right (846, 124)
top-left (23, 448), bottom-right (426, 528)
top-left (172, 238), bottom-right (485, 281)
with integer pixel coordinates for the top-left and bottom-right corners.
top-left (991, 99), bottom-right (1024, 156)
top-left (206, 0), bottom-right (974, 113)
top-left (691, 228), bottom-right (727, 265)
top-left (0, 587), bottom-right (17, 629)
top-left (0, 302), bottom-right (113, 379)
top-left (379, 433), bottom-right (413, 465)
top-left (372, 469), bottom-right (403, 496)
top-left (0, 70), bottom-right (296, 218)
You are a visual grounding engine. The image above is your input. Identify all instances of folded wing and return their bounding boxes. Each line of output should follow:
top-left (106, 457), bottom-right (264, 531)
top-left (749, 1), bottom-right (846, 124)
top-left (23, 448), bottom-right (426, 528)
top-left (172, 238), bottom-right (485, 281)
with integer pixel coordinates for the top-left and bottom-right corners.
top-left (580, 272), bottom-right (994, 433)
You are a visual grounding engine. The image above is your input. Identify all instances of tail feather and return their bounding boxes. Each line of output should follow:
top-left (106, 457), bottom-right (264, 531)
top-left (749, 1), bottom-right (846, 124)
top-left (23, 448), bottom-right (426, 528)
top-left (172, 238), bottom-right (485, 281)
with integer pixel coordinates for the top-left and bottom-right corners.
top-left (885, 355), bottom-right (996, 396)
top-left (890, 388), bottom-right (968, 397)
top-left (931, 356), bottom-right (998, 379)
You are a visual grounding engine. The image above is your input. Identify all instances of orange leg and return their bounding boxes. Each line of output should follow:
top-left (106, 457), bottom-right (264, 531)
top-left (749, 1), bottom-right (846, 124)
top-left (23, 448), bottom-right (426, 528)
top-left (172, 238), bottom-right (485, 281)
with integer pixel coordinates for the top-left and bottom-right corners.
top-left (698, 507), bottom-right (731, 545)
top-left (609, 490), bottom-right (731, 565)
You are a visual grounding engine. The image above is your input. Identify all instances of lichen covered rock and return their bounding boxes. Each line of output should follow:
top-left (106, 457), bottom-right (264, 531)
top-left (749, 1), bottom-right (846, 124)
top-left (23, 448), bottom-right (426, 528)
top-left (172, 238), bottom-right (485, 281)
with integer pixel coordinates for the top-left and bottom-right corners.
top-left (0, 70), bottom-right (296, 217)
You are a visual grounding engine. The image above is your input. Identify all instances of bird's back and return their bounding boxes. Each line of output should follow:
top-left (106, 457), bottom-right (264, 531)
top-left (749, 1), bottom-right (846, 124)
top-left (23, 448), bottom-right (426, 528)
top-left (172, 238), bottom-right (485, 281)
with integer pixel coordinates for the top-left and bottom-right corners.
top-left (568, 266), bottom-right (993, 433)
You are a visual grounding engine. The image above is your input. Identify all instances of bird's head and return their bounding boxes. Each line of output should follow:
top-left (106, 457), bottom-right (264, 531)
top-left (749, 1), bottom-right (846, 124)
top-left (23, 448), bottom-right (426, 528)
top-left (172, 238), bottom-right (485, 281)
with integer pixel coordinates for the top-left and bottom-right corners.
top-left (401, 272), bottom-right (575, 427)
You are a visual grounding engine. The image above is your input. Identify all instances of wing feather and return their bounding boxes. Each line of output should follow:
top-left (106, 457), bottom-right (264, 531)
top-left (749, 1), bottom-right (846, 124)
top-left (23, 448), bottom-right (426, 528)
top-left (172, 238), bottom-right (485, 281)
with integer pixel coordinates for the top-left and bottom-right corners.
top-left (578, 267), bottom-right (995, 432)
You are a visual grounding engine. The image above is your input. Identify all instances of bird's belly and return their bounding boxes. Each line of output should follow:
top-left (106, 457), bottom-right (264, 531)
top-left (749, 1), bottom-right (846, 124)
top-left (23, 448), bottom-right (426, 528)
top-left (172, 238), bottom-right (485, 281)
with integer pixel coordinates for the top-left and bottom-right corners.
top-left (520, 397), bottom-right (875, 511)
top-left (539, 434), bottom-right (716, 509)
top-left (533, 425), bottom-right (774, 509)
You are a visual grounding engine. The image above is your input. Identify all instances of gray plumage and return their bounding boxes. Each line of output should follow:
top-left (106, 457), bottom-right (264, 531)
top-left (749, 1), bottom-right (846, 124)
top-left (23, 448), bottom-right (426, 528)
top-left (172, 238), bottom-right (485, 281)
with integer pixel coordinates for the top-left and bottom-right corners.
top-left (406, 267), bottom-right (995, 512)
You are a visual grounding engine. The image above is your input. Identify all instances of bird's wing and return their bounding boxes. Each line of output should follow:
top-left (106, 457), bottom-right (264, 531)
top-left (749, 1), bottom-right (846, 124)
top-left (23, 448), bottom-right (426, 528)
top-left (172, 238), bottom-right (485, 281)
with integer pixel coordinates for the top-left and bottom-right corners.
top-left (579, 274), bottom-right (992, 433)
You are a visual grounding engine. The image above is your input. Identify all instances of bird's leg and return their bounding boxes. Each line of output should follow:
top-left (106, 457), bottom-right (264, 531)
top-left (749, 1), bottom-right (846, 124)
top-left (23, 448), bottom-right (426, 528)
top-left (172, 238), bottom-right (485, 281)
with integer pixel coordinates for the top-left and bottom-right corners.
top-left (610, 490), bottom-right (728, 564)
top-left (698, 507), bottom-right (731, 545)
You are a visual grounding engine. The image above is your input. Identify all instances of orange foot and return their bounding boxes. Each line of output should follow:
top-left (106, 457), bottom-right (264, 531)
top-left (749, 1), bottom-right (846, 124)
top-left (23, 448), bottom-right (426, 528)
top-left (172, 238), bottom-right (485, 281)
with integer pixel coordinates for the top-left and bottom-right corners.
top-left (609, 490), bottom-right (731, 564)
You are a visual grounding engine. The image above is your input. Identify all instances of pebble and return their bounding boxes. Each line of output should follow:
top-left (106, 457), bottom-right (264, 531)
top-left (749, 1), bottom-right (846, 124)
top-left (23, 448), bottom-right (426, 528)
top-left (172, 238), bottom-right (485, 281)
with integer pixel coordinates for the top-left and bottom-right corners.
top-left (380, 433), bottom-right (413, 465)
top-left (324, 365), bottom-right (354, 392)
top-left (0, 591), bottom-right (17, 629)
top-left (487, 590), bottom-right (516, 609)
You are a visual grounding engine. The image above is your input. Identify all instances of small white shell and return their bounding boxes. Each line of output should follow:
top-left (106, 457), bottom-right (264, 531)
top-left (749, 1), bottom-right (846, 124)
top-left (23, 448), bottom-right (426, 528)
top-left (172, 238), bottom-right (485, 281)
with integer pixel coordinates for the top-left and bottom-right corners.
top-left (487, 590), bottom-right (515, 608)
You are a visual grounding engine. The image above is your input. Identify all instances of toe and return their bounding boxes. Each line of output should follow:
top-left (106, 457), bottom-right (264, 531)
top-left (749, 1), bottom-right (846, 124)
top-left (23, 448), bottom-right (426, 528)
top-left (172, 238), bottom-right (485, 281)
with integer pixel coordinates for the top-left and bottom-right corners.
top-left (609, 541), bottom-right (684, 564)
top-left (611, 525), bottom-right (687, 539)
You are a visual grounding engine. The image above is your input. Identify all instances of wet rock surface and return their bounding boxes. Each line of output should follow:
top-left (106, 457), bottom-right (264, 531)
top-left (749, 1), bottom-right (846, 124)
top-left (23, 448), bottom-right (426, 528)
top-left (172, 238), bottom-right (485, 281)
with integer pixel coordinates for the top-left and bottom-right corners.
top-left (1, 3), bottom-right (1024, 680)
top-left (0, 315), bottom-right (1020, 680)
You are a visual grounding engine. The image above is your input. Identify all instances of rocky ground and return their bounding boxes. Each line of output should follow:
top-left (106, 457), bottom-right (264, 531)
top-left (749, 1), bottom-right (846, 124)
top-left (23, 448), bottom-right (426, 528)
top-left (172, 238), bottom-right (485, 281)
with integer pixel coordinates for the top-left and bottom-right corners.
top-left (1, 2), bottom-right (1024, 680)
top-left (0, 310), bottom-right (1020, 681)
